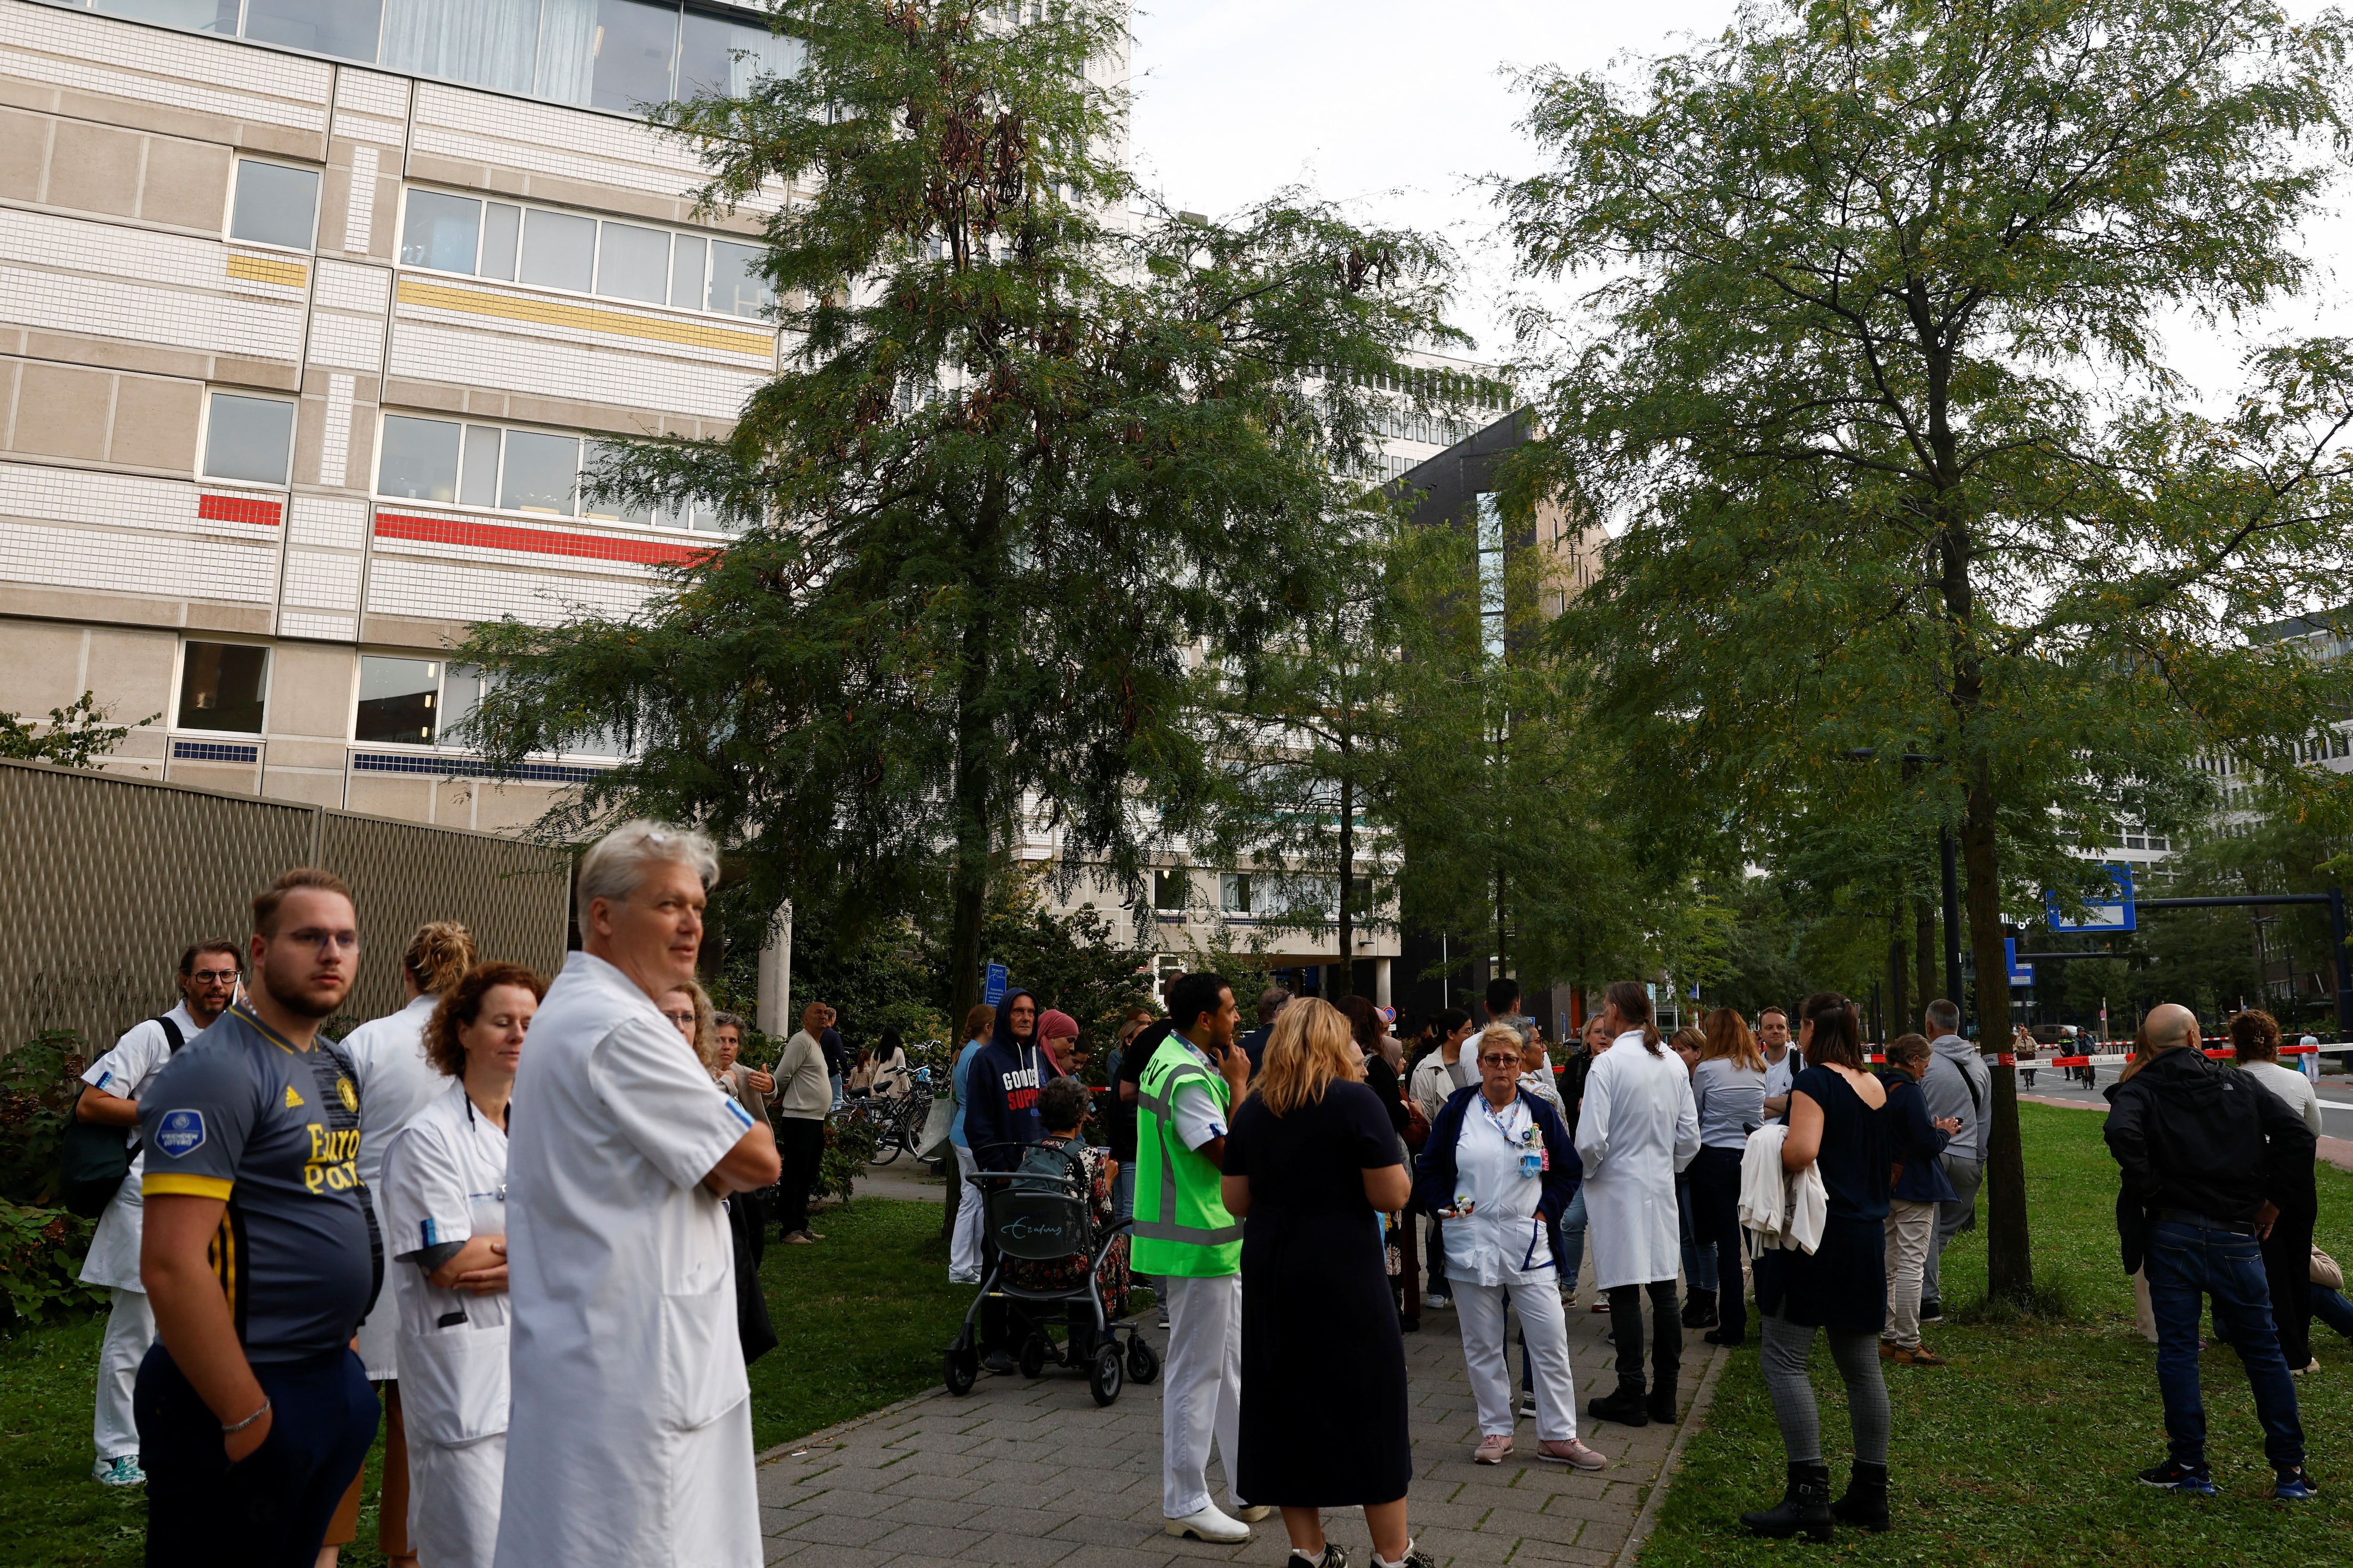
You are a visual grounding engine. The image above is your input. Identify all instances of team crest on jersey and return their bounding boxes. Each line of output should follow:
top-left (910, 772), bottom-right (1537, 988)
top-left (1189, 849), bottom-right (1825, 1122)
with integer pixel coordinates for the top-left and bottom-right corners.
top-left (285, 1085), bottom-right (305, 1108)
top-left (337, 1078), bottom-right (358, 1112)
top-left (154, 1109), bottom-right (205, 1157)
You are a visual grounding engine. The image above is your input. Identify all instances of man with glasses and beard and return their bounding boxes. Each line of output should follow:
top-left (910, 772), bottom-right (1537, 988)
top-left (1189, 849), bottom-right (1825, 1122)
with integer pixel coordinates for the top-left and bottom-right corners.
top-left (135, 870), bottom-right (382, 1567)
top-left (74, 939), bottom-right (242, 1488)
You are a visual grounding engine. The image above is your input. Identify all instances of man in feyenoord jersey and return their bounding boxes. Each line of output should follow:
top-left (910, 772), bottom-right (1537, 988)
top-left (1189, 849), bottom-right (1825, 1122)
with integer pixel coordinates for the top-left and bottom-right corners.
top-left (136, 868), bottom-right (381, 1568)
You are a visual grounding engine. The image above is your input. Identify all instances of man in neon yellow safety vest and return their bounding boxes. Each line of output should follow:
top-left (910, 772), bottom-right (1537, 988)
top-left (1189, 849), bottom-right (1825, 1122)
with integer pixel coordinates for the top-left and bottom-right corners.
top-left (1133, 970), bottom-right (1265, 1545)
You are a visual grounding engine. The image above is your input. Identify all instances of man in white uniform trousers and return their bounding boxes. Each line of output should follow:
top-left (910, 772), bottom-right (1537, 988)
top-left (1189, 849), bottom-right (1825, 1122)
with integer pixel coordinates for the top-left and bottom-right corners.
top-left (342, 920), bottom-right (477, 1566)
top-left (1418, 1024), bottom-right (1605, 1469)
top-left (72, 940), bottom-right (240, 1485)
top-left (1575, 981), bottom-right (1700, 1430)
top-left (382, 962), bottom-right (543, 1568)
top-left (495, 821), bottom-right (781, 1568)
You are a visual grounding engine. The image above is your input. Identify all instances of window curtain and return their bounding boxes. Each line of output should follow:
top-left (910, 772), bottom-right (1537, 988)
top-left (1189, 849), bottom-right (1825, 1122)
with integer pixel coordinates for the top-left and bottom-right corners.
top-left (382, 0), bottom-right (540, 95)
top-left (731, 26), bottom-right (802, 95)
top-left (535, 0), bottom-right (598, 106)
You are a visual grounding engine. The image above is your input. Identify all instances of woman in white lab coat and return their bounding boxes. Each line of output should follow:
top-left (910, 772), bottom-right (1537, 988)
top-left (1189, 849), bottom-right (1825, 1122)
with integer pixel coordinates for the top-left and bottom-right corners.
top-left (380, 961), bottom-right (544, 1568)
top-left (1415, 1025), bottom-right (1604, 1470)
top-left (1573, 981), bottom-right (1699, 1429)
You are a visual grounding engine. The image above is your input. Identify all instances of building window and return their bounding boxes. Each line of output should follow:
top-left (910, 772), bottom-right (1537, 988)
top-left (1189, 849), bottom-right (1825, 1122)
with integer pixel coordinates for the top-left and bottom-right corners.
top-left (241, 0), bottom-right (384, 60)
top-left (1220, 873), bottom-right (1253, 915)
top-left (398, 188), bottom-right (776, 320)
top-left (177, 641), bottom-right (268, 734)
top-left (373, 413), bottom-right (739, 531)
top-left (1153, 869), bottom-right (1189, 912)
top-left (202, 392), bottom-right (295, 485)
top-left (228, 160), bottom-right (321, 250)
top-left (1475, 492), bottom-right (1505, 659)
top-left (72, 0), bottom-right (802, 114)
top-left (354, 657), bottom-right (489, 746)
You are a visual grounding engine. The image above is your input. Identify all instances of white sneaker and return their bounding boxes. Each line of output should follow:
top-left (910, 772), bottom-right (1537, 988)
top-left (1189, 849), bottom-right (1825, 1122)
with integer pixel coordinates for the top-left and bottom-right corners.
top-left (1166, 1504), bottom-right (1252, 1543)
top-left (93, 1455), bottom-right (144, 1487)
top-left (948, 1272), bottom-right (981, 1284)
top-left (1233, 1503), bottom-right (1273, 1523)
top-left (1423, 1292), bottom-right (1452, 1310)
top-left (1518, 1391), bottom-right (1538, 1419)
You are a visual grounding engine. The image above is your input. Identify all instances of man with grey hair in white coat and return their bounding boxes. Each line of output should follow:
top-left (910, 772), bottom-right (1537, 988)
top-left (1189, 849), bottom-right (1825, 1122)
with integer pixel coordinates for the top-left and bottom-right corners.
top-left (1576, 979), bottom-right (1700, 1430)
top-left (495, 821), bottom-right (781, 1568)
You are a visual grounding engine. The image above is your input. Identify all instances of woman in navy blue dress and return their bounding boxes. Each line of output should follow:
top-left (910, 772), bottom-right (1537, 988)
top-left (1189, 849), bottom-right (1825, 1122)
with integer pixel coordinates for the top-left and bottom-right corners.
top-left (1742, 992), bottom-right (1893, 1541)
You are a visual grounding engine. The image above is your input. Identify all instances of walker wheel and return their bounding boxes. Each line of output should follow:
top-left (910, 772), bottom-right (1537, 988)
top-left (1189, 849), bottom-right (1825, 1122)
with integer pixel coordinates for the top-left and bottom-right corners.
top-left (1089, 1342), bottom-right (1124, 1406)
top-left (1127, 1336), bottom-right (1161, 1384)
top-left (944, 1342), bottom-right (978, 1396)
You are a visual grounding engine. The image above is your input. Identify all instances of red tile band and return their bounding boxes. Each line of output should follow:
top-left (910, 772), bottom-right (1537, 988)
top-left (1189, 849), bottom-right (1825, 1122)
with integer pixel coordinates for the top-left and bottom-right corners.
top-left (197, 494), bottom-right (284, 526)
top-left (373, 511), bottom-right (714, 568)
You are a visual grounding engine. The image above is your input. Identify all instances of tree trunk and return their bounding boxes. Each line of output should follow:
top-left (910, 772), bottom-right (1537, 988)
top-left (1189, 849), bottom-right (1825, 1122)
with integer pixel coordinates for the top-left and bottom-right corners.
top-left (1332, 771), bottom-right (1354, 1000)
top-left (1914, 897), bottom-right (1938, 1016)
top-left (939, 600), bottom-right (995, 1244)
top-left (1961, 768), bottom-right (2033, 1303)
top-left (1887, 902), bottom-right (1909, 1045)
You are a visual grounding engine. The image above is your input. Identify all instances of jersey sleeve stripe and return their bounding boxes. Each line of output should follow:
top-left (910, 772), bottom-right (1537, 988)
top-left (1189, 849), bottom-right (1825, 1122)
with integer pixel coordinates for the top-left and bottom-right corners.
top-left (143, 1173), bottom-right (235, 1200)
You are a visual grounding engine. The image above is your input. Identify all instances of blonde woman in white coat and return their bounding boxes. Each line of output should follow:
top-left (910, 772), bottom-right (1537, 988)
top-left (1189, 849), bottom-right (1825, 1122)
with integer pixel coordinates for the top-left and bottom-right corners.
top-left (1573, 981), bottom-right (1699, 1429)
top-left (380, 961), bottom-right (542, 1568)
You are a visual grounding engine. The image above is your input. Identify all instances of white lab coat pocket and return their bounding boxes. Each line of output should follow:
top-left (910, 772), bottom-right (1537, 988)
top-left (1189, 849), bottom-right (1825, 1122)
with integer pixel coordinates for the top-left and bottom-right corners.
top-left (400, 1325), bottom-right (511, 1446)
top-left (657, 1283), bottom-right (749, 1432)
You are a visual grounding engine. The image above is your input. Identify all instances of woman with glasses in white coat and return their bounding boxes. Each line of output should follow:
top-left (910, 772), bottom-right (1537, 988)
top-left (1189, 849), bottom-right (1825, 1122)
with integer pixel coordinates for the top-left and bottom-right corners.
top-left (1416, 1025), bottom-right (1605, 1470)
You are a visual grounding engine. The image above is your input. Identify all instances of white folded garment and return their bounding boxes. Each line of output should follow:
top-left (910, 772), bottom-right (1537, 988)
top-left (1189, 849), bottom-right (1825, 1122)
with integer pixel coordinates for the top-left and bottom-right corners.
top-left (1737, 1122), bottom-right (1826, 1256)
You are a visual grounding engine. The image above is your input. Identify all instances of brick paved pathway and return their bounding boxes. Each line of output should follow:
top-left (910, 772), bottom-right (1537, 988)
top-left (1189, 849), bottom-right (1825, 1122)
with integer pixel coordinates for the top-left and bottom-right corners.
top-left (757, 1289), bottom-right (1727, 1568)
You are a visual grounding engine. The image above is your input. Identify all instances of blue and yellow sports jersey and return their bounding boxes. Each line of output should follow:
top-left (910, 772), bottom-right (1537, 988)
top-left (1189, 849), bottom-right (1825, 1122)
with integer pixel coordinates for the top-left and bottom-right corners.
top-left (140, 1004), bottom-right (382, 1362)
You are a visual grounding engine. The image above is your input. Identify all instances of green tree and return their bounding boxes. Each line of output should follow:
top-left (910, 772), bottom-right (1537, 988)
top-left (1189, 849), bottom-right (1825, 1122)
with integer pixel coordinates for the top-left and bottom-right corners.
top-left (0, 692), bottom-right (151, 770)
top-left (1502, 0), bottom-right (2353, 1300)
top-left (455, 0), bottom-right (1458, 1032)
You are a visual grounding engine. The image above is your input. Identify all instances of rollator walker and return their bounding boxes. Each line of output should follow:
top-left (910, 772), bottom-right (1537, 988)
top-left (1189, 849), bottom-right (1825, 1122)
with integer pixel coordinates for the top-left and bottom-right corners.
top-left (943, 1141), bottom-right (1160, 1406)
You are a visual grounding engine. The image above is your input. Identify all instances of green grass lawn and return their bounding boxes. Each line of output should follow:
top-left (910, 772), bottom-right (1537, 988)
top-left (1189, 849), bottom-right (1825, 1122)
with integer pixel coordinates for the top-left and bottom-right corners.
top-left (0, 1195), bottom-right (973, 1568)
top-left (1643, 1103), bottom-right (2353, 1568)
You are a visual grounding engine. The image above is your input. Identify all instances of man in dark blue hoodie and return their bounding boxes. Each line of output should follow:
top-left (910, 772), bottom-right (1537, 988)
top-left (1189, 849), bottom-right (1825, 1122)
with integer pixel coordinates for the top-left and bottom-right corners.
top-left (960, 989), bottom-right (1063, 1372)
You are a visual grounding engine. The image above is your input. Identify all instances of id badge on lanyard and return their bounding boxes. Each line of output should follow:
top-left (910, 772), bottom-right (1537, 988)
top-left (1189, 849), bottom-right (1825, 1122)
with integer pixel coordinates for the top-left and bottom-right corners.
top-left (1482, 1100), bottom-right (1543, 1180)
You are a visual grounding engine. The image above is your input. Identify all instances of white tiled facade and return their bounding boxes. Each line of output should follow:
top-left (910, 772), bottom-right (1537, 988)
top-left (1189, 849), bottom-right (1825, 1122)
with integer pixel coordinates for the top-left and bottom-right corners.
top-left (0, 0), bottom-right (788, 827)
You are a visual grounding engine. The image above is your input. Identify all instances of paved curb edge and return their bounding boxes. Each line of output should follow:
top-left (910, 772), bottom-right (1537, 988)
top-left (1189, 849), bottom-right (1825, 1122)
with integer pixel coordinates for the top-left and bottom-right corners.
top-left (754, 1381), bottom-right (948, 1467)
top-left (1608, 1336), bottom-right (1730, 1568)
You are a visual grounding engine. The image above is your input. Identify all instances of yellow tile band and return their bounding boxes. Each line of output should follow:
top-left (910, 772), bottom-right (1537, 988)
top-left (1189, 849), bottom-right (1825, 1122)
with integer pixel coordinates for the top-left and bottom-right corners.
top-left (226, 253), bottom-right (310, 288)
top-left (396, 277), bottom-right (775, 358)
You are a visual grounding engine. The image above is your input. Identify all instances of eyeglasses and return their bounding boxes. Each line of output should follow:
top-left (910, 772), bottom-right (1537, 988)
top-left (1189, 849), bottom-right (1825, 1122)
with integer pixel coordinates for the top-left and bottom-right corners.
top-left (660, 1009), bottom-right (697, 1027)
top-left (1477, 1053), bottom-right (1522, 1067)
top-left (189, 969), bottom-right (240, 985)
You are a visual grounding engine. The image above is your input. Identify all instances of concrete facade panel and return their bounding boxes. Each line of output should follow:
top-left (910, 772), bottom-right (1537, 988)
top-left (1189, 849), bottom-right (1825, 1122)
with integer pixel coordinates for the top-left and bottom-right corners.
top-left (104, 370), bottom-right (202, 473)
top-left (135, 132), bottom-right (233, 233)
top-left (10, 358), bottom-right (111, 461)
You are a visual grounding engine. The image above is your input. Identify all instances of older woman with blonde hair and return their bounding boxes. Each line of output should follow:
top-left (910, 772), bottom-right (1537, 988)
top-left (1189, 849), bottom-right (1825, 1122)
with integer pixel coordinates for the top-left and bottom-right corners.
top-left (1222, 998), bottom-right (1428, 1568)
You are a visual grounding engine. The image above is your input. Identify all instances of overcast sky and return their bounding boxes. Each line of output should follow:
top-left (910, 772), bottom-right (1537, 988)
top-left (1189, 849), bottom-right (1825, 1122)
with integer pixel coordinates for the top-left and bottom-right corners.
top-left (1125, 0), bottom-right (2353, 402)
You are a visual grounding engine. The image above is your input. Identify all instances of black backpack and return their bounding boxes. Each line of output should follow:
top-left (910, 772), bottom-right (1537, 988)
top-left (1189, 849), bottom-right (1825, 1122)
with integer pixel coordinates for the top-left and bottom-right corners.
top-left (61, 1016), bottom-right (184, 1218)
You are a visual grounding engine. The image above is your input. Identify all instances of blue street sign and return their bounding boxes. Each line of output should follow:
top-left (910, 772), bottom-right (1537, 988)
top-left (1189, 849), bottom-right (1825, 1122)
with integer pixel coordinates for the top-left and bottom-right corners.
top-left (2045, 863), bottom-right (2136, 933)
top-left (983, 962), bottom-right (1007, 1007)
top-left (2004, 937), bottom-right (2034, 988)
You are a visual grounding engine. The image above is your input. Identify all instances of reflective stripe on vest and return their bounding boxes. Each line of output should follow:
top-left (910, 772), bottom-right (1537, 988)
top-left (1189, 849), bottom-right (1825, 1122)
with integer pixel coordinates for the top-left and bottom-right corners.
top-left (1132, 1043), bottom-right (1242, 1273)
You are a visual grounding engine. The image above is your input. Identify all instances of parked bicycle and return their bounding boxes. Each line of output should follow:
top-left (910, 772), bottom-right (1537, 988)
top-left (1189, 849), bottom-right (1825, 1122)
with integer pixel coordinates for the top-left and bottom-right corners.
top-left (845, 1067), bottom-right (935, 1164)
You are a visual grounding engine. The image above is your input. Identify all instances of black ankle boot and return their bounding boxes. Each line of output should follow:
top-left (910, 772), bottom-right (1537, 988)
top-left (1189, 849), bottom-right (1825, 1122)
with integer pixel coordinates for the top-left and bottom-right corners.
top-left (1830, 1460), bottom-right (1889, 1531)
top-left (1646, 1375), bottom-right (1679, 1424)
top-left (1586, 1385), bottom-right (1649, 1427)
top-left (1681, 1288), bottom-right (1718, 1328)
top-left (1740, 1461), bottom-right (1834, 1541)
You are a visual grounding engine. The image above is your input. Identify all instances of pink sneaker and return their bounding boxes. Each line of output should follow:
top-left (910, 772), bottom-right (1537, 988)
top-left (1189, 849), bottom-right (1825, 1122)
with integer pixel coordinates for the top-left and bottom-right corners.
top-left (1537, 1438), bottom-right (1607, 1471)
top-left (1473, 1434), bottom-right (1514, 1464)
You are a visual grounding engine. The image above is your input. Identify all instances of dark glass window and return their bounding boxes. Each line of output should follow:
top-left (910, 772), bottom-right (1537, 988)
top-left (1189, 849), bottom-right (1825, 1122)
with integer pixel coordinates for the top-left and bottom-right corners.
top-left (177, 643), bottom-right (268, 734)
top-left (591, 0), bottom-right (681, 112)
top-left (243, 0), bottom-right (384, 62)
top-left (356, 656), bottom-right (441, 744)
